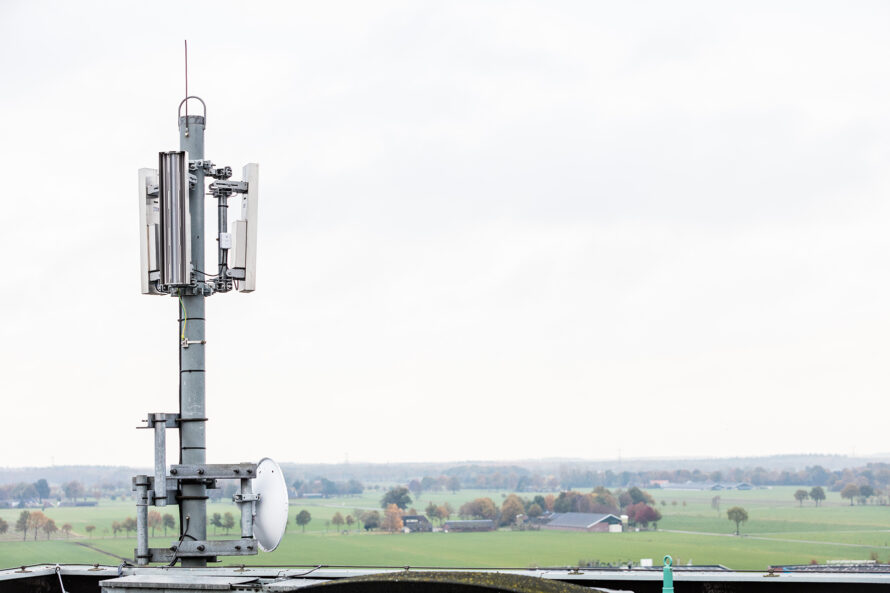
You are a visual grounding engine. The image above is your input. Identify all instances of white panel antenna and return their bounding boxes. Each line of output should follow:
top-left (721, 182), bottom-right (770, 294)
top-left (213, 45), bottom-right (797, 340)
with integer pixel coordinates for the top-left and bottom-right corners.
top-left (158, 151), bottom-right (192, 287)
top-left (138, 168), bottom-right (161, 295)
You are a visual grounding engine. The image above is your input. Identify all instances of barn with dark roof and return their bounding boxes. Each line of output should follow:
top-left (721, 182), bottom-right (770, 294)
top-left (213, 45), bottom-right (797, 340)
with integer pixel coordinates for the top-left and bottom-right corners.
top-left (543, 512), bottom-right (623, 532)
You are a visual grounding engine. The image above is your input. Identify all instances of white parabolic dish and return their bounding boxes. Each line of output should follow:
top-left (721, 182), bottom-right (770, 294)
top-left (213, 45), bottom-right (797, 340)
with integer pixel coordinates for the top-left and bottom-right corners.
top-left (252, 457), bottom-right (289, 552)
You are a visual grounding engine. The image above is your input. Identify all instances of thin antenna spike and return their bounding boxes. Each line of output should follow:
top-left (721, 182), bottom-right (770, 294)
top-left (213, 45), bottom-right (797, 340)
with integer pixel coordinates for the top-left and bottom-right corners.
top-left (184, 40), bottom-right (189, 136)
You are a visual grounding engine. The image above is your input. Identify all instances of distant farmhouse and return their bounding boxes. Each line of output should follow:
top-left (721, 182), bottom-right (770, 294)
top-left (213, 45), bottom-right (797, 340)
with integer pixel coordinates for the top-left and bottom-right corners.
top-left (443, 520), bottom-right (495, 532)
top-left (543, 513), bottom-right (623, 533)
top-left (709, 482), bottom-right (753, 491)
top-left (402, 515), bottom-right (432, 533)
top-left (658, 482), bottom-right (756, 491)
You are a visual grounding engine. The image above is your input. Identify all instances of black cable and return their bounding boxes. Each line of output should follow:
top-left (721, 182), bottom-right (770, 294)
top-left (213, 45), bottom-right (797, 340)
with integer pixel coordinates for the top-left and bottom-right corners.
top-left (285, 566), bottom-right (324, 578)
top-left (168, 515), bottom-right (195, 567)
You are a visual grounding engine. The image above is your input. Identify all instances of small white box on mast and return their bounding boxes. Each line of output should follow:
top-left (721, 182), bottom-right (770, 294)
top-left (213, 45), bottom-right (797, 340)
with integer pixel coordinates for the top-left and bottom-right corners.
top-left (232, 163), bottom-right (259, 293)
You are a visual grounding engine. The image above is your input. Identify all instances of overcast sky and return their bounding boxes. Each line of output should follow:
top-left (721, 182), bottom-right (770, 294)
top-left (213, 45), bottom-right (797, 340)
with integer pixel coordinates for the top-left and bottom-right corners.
top-left (1, 1), bottom-right (889, 469)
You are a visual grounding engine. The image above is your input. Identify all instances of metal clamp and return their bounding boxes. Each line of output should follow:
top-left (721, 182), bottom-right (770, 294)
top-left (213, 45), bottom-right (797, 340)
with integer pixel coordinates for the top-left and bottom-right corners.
top-left (233, 493), bottom-right (260, 502)
top-left (189, 160), bottom-right (232, 180)
top-left (181, 339), bottom-right (206, 349)
top-left (139, 413), bottom-right (181, 429)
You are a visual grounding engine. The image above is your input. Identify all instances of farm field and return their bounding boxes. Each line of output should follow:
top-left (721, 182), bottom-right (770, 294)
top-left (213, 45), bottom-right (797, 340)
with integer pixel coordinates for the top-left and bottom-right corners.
top-left (3, 487), bottom-right (890, 570)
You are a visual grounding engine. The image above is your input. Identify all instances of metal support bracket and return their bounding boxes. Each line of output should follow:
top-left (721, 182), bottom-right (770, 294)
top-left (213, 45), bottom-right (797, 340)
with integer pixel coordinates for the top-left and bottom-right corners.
top-left (181, 339), bottom-right (206, 349)
top-left (208, 180), bottom-right (248, 196)
top-left (145, 538), bottom-right (257, 563)
top-left (169, 463), bottom-right (258, 480)
top-left (140, 413), bottom-right (181, 429)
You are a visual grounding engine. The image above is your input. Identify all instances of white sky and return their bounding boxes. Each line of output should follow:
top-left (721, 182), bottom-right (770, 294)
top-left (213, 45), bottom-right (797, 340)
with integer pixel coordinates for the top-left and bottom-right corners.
top-left (1, 1), bottom-right (889, 468)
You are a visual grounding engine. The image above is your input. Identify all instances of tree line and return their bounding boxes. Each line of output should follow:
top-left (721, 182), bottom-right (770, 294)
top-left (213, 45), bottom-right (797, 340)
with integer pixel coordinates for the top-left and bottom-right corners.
top-left (379, 485), bottom-right (664, 529)
top-left (10, 510), bottom-right (73, 540)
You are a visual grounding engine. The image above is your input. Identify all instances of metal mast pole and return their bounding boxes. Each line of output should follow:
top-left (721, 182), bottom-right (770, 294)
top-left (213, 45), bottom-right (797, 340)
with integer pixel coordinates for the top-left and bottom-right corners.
top-left (179, 112), bottom-right (207, 567)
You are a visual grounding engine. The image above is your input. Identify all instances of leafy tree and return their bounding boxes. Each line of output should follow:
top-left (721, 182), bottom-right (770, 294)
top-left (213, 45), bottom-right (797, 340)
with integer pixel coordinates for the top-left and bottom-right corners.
top-left (147, 511), bottom-right (162, 536)
top-left (794, 489), bottom-right (809, 507)
top-left (425, 502), bottom-right (440, 524)
top-left (859, 484), bottom-right (875, 503)
top-left (810, 486), bottom-right (826, 507)
top-left (499, 494), bottom-right (526, 526)
top-left (438, 503), bottom-right (453, 523)
top-left (320, 478), bottom-right (339, 498)
top-left (626, 502), bottom-right (661, 529)
top-left (85, 525), bottom-right (95, 538)
top-left (346, 479), bottom-right (364, 495)
top-left (296, 510), bottom-right (312, 532)
top-left (33, 479), bottom-right (50, 501)
top-left (526, 503), bottom-right (543, 518)
top-left (210, 512), bottom-right (222, 535)
top-left (15, 510), bottom-right (30, 541)
top-left (111, 521), bottom-right (122, 537)
top-left (421, 476), bottom-right (437, 492)
top-left (591, 487), bottom-right (618, 511)
top-left (332, 512), bottom-right (345, 532)
top-left (63, 481), bottom-right (85, 502)
top-left (363, 510), bottom-right (381, 530)
top-left (727, 506), bottom-right (748, 535)
top-left (122, 517), bottom-right (137, 536)
top-left (223, 512), bottom-right (235, 535)
top-left (408, 479), bottom-right (424, 501)
top-left (446, 477), bottom-right (461, 493)
top-left (28, 511), bottom-right (47, 541)
top-left (162, 514), bottom-right (176, 536)
top-left (841, 483), bottom-right (860, 506)
top-left (627, 487), bottom-right (654, 505)
top-left (14, 483), bottom-right (38, 507)
top-left (61, 523), bottom-right (73, 538)
top-left (345, 515), bottom-right (355, 531)
top-left (0, 517), bottom-right (8, 535)
top-left (711, 495), bottom-right (721, 516)
top-left (459, 497), bottom-right (498, 521)
top-left (42, 518), bottom-right (57, 540)
top-left (292, 479), bottom-right (304, 493)
top-left (381, 486), bottom-right (412, 510)
top-left (382, 504), bottom-right (403, 533)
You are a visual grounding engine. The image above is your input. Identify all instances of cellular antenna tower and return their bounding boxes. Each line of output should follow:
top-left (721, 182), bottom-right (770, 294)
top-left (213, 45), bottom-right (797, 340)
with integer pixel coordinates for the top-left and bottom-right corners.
top-left (133, 52), bottom-right (285, 567)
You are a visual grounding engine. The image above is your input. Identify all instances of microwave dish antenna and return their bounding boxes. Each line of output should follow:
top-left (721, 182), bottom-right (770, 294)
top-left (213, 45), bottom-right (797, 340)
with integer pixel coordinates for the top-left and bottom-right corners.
top-left (252, 458), bottom-right (289, 552)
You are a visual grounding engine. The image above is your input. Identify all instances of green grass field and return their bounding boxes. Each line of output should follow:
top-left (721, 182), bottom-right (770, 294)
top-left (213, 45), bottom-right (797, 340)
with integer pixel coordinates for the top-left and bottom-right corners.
top-left (3, 487), bottom-right (890, 571)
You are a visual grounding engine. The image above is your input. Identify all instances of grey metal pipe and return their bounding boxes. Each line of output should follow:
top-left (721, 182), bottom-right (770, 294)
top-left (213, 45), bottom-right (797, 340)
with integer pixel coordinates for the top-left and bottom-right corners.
top-left (239, 479), bottom-right (253, 539)
top-left (134, 475), bottom-right (150, 566)
top-left (218, 195), bottom-right (228, 286)
top-left (178, 113), bottom-right (207, 567)
top-left (153, 414), bottom-right (166, 507)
